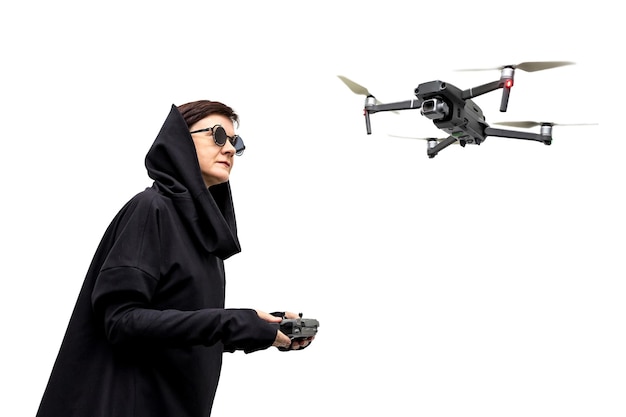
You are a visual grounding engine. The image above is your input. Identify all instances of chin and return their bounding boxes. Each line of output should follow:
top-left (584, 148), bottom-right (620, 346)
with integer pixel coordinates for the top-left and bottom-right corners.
top-left (205, 174), bottom-right (230, 187)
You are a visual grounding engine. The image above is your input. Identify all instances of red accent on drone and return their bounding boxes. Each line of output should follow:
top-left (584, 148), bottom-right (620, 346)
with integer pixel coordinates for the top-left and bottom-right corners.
top-left (505, 79), bottom-right (514, 88)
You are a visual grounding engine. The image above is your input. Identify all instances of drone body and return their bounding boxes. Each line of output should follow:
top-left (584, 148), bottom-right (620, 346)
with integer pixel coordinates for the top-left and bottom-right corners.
top-left (338, 62), bottom-right (594, 158)
top-left (415, 80), bottom-right (488, 148)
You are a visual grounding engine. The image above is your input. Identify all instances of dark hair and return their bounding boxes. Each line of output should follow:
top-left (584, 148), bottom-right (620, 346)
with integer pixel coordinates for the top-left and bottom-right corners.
top-left (177, 100), bottom-right (239, 128)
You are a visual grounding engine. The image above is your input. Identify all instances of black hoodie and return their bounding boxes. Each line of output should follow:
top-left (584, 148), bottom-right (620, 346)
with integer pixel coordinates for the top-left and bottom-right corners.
top-left (36, 105), bottom-right (277, 417)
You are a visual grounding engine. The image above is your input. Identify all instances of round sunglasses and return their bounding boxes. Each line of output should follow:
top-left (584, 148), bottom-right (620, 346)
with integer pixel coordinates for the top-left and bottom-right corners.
top-left (190, 124), bottom-right (245, 156)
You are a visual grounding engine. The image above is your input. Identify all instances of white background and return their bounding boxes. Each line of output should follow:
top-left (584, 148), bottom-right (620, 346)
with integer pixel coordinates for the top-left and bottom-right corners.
top-left (1, 1), bottom-right (623, 416)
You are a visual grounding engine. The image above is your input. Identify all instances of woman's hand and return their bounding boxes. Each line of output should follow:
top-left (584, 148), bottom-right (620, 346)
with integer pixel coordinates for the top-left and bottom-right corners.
top-left (256, 310), bottom-right (316, 350)
top-left (255, 310), bottom-right (291, 349)
top-left (257, 310), bottom-right (315, 351)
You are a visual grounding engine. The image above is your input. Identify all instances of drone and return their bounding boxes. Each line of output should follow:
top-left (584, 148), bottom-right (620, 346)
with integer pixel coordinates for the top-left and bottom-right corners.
top-left (338, 61), bottom-right (596, 158)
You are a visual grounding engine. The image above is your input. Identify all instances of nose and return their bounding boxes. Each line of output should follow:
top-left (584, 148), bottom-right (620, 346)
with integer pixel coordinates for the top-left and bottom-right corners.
top-left (222, 139), bottom-right (236, 155)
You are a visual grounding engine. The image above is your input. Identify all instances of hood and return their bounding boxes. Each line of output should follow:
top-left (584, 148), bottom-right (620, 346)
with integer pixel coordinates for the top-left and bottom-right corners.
top-left (144, 104), bottom-right (241, 259)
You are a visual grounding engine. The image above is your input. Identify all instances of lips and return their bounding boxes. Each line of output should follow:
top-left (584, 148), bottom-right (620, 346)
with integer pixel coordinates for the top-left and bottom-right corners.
top-left (217, 161), bottom-right (231, 168)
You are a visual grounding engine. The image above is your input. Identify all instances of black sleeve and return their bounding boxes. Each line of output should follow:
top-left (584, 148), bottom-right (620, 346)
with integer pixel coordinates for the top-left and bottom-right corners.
top-left (92, 266), bottom-right (277, 353)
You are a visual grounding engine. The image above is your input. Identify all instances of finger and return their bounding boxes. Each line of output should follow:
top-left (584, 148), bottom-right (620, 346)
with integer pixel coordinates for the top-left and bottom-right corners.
top-left (256, 310), bottom-right (282, 323)
top-left (275, 331), bottom-right (291, 348)
top-left (291, 339), bottom-right (308, 350)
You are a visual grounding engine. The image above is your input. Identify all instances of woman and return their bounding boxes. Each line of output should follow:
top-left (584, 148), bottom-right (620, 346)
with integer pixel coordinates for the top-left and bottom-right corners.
top-left (36, 100), bottom-right (312, 417)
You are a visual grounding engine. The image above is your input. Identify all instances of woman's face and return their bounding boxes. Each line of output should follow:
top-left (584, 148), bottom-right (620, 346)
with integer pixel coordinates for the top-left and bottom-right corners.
top-left (189, 114), bottom-right (238, 187)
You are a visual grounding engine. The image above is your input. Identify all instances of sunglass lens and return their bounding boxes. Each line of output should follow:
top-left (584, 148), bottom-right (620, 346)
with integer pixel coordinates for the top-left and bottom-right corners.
top-left (234, 136), bottom-right (245, 154)
top-left (213, 126), bottom-right (227, 146)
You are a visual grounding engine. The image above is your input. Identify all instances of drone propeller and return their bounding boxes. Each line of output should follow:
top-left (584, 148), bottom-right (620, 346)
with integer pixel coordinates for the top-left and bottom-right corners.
top-left (456, 61), bottom-right (575, 72)
top-left (337, 75), bottom-right (372, 96)
top-left (337, 75), bottom-right (387, 105)
top-left (493, 121), bottom-right (598, 128)
top-left (389, 134), bottom-right (452, 142)
top-left (338, 75), bottom-right (401, 114)
top-left (388, 134), bottom-right (462, 148)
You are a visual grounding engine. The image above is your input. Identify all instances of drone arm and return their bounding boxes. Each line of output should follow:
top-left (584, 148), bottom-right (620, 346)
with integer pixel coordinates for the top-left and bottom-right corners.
top-left (484, 127), bottom-right (550, 144)
top-left (364, 109), bottom-right (372, 134)
top-left (427, 136), bottom-right (457, 158)
top-left (364, 99), bottom-right (423, 135)
top-left (500, 86), bottom-right (511, 112)
top-left (365, 99), bottom-right (423, 114)
top-left (461, 80), bottom-right (502, 100)
top-left (461, 79), bottom-right (512, 112)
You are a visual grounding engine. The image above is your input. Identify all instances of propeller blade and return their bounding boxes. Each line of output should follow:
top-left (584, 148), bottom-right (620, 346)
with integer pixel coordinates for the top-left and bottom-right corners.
top-left (493, 121), bottom-right (544, 128)
top-left (338, 75), bottom-right (402, 113)
top-left (337, 75), bottom-right (373, 96)
top-left (494, 121), bottom-right (598, 128)
top-left (455, 66), bottom-right (502, 72)
top-left (456, 61), bottom-right (575, 72)
top-left (389, 134), bottom-right (436, 141)
top-left (388, 134), bottom-right (458, 144)
top-left (515, 61), bottom-right (576, 72)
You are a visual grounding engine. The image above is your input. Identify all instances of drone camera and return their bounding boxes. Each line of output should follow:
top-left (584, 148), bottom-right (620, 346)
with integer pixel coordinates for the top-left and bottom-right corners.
top-left (421, 98), bottom-right (449, 120)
